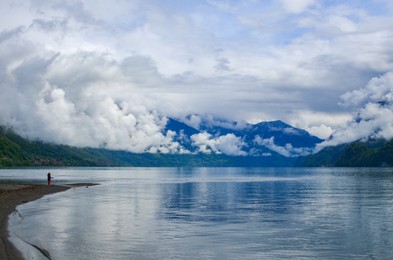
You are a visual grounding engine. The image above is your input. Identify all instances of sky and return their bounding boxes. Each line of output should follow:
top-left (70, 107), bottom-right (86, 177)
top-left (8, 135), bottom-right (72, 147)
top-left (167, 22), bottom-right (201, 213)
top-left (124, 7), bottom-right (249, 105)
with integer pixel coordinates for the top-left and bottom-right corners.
top-left (1, 0), bottom-right (393, 154)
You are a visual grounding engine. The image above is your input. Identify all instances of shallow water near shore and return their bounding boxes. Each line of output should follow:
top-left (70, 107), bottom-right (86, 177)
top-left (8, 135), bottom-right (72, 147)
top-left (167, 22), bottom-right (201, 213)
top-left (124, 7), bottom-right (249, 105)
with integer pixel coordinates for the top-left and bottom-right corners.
top-left (2, 167), bottom-right (393, 259)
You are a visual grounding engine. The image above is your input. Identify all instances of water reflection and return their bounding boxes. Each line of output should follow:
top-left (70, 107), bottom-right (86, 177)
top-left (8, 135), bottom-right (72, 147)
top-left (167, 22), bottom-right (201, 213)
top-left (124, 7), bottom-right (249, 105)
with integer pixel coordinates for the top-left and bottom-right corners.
top-left (160, 181), bottom-right (305, 224)
top-left (5, 168), bottom-right (393, 259)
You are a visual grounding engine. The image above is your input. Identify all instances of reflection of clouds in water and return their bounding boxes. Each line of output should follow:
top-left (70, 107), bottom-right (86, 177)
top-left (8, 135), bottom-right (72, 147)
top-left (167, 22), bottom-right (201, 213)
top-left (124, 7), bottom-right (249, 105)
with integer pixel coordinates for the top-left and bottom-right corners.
top-left (7, 168), bottom-right (393, 259)
top-left (159, 176), bottom-right (313, 223)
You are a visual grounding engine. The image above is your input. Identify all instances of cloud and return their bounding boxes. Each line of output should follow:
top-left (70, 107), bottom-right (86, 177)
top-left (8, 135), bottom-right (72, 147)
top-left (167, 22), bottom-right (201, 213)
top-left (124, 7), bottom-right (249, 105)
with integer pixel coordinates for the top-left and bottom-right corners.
top-left (1, 0), bottom-right (393, 154)
top-left (191, 132), bottom-right (247, 156)
top-left (279, 0), bottom-right (316, 14)
top-left (317, 72), bottom-right (393, 149)
top-left (215, 134), bottom-right (247, 156)
top-left (254, 136), bottom-right (313, 157)
top-left (181, 114), bottom-right (248, 131)
top-left (0, 31), bottom-right (180, 153)
top-left (288, 110), bottom-right (351, 139)
top-left (306, 124), bottom-right (334, 140)
top-left (34, 83), bottom-right (178, 153)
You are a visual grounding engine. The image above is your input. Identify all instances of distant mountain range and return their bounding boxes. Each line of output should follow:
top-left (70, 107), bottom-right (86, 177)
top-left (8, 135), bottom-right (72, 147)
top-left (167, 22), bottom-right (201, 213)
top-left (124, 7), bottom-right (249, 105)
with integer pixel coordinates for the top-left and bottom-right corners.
top-left (0, 125), bottom-right (294, 167)
top-left (0, 117), bottom-right (323, 167)
top-left (164, 117), bottom-right (323, 157)
top-left (1, 117), bottom-right (393, 167)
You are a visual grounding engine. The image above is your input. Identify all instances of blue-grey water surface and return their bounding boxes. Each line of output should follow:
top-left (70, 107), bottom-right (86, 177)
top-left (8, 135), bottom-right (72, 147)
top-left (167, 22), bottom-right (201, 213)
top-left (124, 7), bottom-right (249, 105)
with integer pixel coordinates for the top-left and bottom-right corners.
top-left (2, 167), bottom-right (393, 259)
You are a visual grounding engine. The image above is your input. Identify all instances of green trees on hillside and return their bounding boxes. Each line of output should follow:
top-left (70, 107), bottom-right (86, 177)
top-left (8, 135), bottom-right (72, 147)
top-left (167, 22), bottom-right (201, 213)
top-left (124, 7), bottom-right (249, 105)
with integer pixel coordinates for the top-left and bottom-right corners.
top-left (0, 126), bottom-right (294, 167)
top-left (2, 125), bottom-right (393, 167)
top-left (297, 139), bottom-right (393, 167)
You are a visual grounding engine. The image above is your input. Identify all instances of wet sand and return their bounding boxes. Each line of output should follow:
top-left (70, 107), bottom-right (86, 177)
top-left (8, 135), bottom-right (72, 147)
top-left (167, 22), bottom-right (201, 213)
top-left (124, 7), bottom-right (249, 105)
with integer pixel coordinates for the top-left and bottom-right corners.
top-left (0, 183), bottom-right (96, 260)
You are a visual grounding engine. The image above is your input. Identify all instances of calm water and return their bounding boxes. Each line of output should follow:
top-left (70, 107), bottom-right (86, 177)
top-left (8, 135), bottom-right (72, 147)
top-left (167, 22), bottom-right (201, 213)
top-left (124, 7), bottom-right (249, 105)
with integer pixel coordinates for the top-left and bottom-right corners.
top-left (2, 167), bottom-right (393, 259)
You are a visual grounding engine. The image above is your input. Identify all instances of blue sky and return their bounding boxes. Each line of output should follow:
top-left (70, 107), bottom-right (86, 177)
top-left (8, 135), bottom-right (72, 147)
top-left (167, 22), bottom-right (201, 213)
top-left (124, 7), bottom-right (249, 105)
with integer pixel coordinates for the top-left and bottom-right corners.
top-left (1, 0), bottom-right (393, 153)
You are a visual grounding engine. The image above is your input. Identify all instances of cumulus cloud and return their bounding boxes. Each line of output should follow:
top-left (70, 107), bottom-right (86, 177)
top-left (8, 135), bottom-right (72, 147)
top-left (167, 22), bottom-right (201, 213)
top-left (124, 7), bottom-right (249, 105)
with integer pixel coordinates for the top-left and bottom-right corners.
top-left (1, 0), bottom-right (393, 154)
top-left (35, 83), bottom-right (179, 153)
top-left (0, 31), bottom-right (180, 153)
top-left (191, 133), bottom-right (247, 156)
top-left (317, 72), bottom-right (393, 149)
top-left (289, 110), bottom-right (351, 139)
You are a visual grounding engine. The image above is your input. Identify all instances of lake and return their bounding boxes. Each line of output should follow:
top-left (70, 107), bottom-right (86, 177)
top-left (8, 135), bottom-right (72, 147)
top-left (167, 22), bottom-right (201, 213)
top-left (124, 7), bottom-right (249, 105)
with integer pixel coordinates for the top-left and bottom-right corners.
top-left (2, 167), bottom-right (393, 259)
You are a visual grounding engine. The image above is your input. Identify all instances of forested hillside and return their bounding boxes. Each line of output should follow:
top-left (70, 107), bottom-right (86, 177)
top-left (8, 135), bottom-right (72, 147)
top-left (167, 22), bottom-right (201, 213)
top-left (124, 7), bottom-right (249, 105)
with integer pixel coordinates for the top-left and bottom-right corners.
top-left (0, 127), bottom-right (294, 167)
top-left (296, 139), bottom-right (393, 167)
top-left (3, 125), bottom-right (393, 168)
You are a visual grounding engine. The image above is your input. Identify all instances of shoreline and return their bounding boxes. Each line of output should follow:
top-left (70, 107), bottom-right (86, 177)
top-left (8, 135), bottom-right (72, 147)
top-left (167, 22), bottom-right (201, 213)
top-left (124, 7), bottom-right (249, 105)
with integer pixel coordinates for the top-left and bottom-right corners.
top-left (0, 183), bottom-right (96, 260)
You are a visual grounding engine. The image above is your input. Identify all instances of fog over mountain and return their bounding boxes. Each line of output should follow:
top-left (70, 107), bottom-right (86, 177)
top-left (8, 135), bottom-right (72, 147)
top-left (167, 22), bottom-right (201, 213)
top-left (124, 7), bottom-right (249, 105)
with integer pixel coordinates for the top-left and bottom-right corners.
top-left (317, 72), bottom-right (393, 151)
top-left (164, 117), bottom-right (323, 157)
top-left (1, 1), bottom-right (393, 155)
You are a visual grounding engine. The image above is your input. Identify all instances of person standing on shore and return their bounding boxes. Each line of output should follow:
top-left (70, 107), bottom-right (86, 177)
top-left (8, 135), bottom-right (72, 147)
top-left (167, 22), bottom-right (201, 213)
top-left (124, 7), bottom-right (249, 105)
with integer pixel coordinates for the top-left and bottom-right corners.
top-left (47, 172), bottom-right (52, 185)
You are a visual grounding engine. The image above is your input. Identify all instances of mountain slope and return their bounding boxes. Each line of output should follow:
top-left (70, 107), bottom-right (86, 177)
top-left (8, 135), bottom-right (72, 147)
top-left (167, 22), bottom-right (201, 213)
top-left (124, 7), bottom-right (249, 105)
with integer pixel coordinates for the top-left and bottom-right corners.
top-left (296, 139), bottom-right (393, 167)
top-left (0, 126), bottom-right (295, 167)
top-left (165, 117), bottom-right (323, 157)
top-left (9, 122), bottom-right (391, 168)
top-left (247, 120), bottom-right (322, 148)
top-left (0, 117), bottom-right (323, 167)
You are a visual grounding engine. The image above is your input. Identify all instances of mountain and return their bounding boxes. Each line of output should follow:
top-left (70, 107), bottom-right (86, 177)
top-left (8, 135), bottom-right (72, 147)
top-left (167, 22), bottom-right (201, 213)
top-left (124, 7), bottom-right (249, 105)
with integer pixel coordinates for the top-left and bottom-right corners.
top-left (164, 117), bottom-right (323, 157)
top-left (0, 117), bottom-right (323, 167)
top-left (163, 118), bottom-right (200, 151)
top-left (246, 120), bottom-right (322, 148)
top-left (296, 139), bottom-right (393, 167)
top-left (0, 126), bottom-right (295, 167)
top-left (3, 121), bottom-right (393, 167)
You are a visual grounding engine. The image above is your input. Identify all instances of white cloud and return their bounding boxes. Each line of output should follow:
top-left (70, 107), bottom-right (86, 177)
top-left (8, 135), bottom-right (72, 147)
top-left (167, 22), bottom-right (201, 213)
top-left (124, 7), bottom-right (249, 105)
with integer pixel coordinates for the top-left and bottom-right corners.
top-left (181, 114), bottom-right (247, 131)
top-left (182, 114), bottom-right (202, 130)
top-left (307, 124), bottom-right (334, 140)
top-left (317, 72), bottom-right (393, 149)
top-left (328, 15), bottom-right (357, 33)
top-left (280, 0), bottom-right (316, 14)
top-left (254, 136), bottom-right (313, 157)
top-left (288, 110), bottom-right (352, 139)
top-left (0, 33), bottom-right (180, 153)
top-left (1, 0), bottom-right (393, 153)
top-left (191, 132), bottom-right (247, 156)
top-left (216, 134), bottom-right (248, 156)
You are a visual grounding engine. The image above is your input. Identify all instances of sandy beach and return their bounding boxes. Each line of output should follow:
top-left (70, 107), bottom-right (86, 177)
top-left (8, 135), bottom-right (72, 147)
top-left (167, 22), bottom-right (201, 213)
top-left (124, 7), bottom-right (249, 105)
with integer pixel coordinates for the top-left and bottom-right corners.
top-left (0, 184), bottom-right (70, 260)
